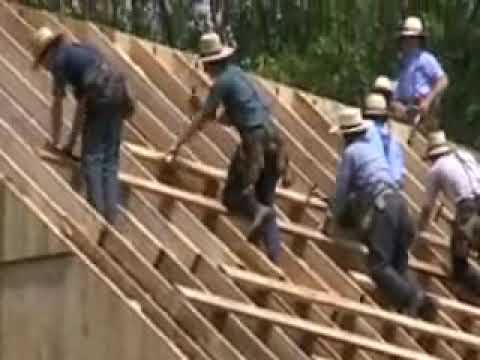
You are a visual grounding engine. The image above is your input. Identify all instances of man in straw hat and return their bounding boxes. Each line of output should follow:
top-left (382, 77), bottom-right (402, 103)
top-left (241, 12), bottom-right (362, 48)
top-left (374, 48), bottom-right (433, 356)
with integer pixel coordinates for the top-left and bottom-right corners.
top-left (391, 16), bottom-right (448, 134)
top-left (418, 131), bottom-right (480, 296)
top-left (167, 32), bottom-right (286, 262)
top-left (333, 108), bottom-right (435, 318)
top-left (32, 27), bottom-right (135, 224)
top-left (372, 75), bottom-right (395, 106)
top-left (364, 92), bottom-right (405, 188)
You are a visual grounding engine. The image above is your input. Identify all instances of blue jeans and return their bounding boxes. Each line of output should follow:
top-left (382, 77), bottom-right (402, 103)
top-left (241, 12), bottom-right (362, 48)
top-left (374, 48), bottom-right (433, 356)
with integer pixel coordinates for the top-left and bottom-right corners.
top-left (367, 192), bottom-right (419, 309)
top-left (81, 103), bottom-right (123, 223)
top-left (222, 128), bottom-right (282, 262)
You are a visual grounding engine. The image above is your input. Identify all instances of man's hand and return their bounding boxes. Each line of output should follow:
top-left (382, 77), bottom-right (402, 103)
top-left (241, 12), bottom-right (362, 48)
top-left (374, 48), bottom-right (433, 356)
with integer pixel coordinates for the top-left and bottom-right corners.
top-left (189, 87), bottom-right (202, 111)
top-left (44, 140), bottom-right (60, 153)
top-left (418, 97), bottom-right (432, 115)
top-left (165, 144), bottom-right (181, 163)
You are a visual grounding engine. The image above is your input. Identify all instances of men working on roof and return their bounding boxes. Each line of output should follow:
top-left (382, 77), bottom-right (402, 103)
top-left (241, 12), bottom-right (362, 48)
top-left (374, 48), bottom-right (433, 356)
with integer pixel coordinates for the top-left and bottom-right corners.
top-left (32, 27), bottom-right (134, 224)
top-left (167, 32), bottom-right (285, 262)
top-left (418, 132), bottom-right (480, 296)
top-left (333, 108), bottom-right (434, 318)
top-left (391, 16), bottom-right (448, 134)
top-left (364, 93), bottom-right (405, 188)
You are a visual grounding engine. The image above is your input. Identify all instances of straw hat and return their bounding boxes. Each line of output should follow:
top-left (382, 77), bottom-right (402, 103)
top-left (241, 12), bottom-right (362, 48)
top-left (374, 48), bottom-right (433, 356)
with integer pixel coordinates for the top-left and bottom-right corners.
top-left (373, 76), bottom-right (393, 94)
top-left (426, 131), bottom-right (451, 158)
top-left (32, 27), bottom-right (63, 67)
top-left (199, 32), bottom-right (235, 63)
top-left (398, 16), bottom-right (426, 38)
top-left (364, 93), bottom-right (387, 117)
top-left (335, 108), bottom-right (369, 135)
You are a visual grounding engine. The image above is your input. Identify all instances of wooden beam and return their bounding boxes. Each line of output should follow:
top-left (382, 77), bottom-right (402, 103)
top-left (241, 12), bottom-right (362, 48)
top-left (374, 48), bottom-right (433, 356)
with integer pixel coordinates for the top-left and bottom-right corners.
top-left (222, 265), bottom-right (480, 351)
top-left (178, 286), bottom-right (438, 360)
top-left (124, 143), bottom-right (328, 211)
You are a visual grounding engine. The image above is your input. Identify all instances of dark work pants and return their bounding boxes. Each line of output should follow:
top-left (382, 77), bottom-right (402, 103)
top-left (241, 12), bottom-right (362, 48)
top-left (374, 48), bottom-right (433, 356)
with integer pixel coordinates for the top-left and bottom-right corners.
top-left (222, 128), bottom-right (282, 262)
top-left (367, 192), bottom-right (419, 309)
top-left (451, 199), bottom-right (480, 294)
top-left (81, 102), bottom-right (124, 224)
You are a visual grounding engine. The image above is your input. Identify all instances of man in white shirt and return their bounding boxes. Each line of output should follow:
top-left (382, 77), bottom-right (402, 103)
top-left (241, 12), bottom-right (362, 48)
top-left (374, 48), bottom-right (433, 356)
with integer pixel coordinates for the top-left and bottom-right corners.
top-left (418, 131), bottom-right (480, 295)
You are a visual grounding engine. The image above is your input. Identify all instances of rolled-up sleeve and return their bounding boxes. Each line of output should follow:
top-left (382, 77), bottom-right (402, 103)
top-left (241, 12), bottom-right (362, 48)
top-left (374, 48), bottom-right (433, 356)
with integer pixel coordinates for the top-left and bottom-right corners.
top-left (417, 53), bottom-right (445, 97)
top-left (333, 151), bottom-right (354, 219)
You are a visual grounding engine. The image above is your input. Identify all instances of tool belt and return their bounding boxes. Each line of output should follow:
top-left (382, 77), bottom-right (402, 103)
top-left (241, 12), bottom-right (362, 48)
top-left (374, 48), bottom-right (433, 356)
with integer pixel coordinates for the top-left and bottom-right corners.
top-left (82, 61), bottom-right (135, 119)
top-left (239, 120), bottom-right (289, 186)
top-left (343, 183), bottom-right (396, 241)
top-left (454, 197), bottom-right (480, 254)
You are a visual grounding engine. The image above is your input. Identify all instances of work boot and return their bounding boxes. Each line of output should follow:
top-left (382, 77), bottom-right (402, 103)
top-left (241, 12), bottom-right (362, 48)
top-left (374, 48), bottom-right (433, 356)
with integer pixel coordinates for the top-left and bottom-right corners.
top-left (247, 204), bottom-right (274, 243)
top-left (404, 291), bottom-right (437, 321)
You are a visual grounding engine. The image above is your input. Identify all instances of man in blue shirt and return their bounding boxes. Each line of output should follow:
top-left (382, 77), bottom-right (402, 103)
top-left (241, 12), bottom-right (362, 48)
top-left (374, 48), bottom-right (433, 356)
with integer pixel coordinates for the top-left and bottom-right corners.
top-left (168, 33), bottom-right (286, 262)
top-left (32, 27), bottom-right (134, 223)
top-left (364, 93), bottom-right (405, 188)
top-left (334, 108), bottom-right (435, 318)
top-left (391, 17), bottom-right (448, 133)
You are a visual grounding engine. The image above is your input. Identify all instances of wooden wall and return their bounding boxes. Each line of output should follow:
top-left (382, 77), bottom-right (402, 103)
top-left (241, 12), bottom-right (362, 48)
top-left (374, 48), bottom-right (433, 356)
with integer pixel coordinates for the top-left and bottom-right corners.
top-left (0, 183), bottom-right (185, 360)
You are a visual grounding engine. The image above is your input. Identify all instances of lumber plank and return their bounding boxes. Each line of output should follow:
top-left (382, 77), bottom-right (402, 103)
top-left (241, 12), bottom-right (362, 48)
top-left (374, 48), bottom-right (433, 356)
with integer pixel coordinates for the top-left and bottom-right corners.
top-left (222, 265), bottom-right (480, 351)
top-left (125, 142), bottom-right (328, 212)
top-left (178, 286), bottom-right (438, 360)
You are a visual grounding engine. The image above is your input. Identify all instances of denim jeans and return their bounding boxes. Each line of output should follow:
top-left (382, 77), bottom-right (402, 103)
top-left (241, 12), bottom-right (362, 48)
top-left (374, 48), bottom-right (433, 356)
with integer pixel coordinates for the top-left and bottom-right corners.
top-left (366, 192), bottom-right (420, 309)
top-left (222, 127), bottom-right (282, 262)
top-left (81, 101), bottom-right (124, 223)
top-left (451, 199), bottom-right (480, 294)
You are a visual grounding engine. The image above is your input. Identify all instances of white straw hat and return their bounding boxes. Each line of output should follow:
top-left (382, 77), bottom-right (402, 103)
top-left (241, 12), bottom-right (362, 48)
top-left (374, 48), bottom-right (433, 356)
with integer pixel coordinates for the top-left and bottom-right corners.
top-left (373, 75), bottom-right (394, 94)
top-left (335, 108), bottom-right (370, 135)
top-left (364, 93), bottom-right (388, 117)
top-left (32, 27), bottom-right (63, 68)
top-left (199, 32), bottom-right (235, 63)
top-left (399, 16), bottom-right (426, 38)
top-left (426, 131), bottom-right (451, 158)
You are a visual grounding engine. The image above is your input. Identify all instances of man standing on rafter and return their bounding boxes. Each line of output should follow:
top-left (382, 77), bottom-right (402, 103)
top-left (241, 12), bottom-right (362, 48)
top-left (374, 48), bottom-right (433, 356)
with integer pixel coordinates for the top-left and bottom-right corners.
top-left (168, 32), bottom-right (286, 262)
top-left (32, 27), bottom-right (134, 224)
top-left (391, 16), bottom-right (448, 138)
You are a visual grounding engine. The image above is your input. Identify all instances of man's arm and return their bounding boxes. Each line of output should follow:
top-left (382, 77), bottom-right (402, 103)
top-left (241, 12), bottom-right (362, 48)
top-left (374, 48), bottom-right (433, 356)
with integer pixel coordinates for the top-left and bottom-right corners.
top-left (419, 75), bottom-right (448, 114)
top-left (333, 151), bottom-right (353, 221)
top-left (419, 53), bottom-right (449, 114)
top-left (63, 97), bottom-right (86, 155)
top-left (170, 110), bottom-right (215, 155)
top-left (418, 169), bottom-right (440, 232)
top-left (50, 95), bottom-right (64, 148)
top-left (169, 79), bottom-right (225, 157)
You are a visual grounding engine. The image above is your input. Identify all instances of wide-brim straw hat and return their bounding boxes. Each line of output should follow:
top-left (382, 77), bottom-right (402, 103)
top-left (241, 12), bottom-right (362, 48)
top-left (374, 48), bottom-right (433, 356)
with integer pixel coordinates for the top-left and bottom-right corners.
top-left (373, 75), bottom-right (394, 94)
top-left (426, 130), bottom-right (451, 158)
top-left (398, 16), bottom-right (427, 38)
top-left (330, 108), bottom-right (370, 135)
top-left (32, 26), bottom-right (63, 68)
top-left (199, 32), bottom-right (235, 63)
top-left (364, 93), bottom-right (388, 117)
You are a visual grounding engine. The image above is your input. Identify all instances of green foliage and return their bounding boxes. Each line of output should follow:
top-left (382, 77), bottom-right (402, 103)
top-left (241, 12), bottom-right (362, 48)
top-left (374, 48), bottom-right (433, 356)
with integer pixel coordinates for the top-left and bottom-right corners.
top-left (18, 0), bottom-right (480, 145)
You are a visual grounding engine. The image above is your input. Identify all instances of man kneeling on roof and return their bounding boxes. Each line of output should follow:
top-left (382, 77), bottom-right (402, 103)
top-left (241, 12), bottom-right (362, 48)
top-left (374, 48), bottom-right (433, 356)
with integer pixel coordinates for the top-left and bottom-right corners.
top-left (333, 108), bottom-right (435, 318)
top-left (167, 33), bottom-right (287, 263)
top-left (32, 27), bottom-right (135, 224)
top-left (364, 92), bottom-right (405, 189)
top-left (418, 131), bottom-right (480, 297)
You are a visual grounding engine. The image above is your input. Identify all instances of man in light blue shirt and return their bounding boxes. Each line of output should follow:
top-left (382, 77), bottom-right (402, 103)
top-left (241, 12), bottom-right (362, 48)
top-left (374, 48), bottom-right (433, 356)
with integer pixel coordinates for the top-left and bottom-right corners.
top-left (334, 108), bottom-right (435, 318)
top-left (364, 93), bottom-right (405, 188)
top-left (391, 17), bottom-right (448, 132)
